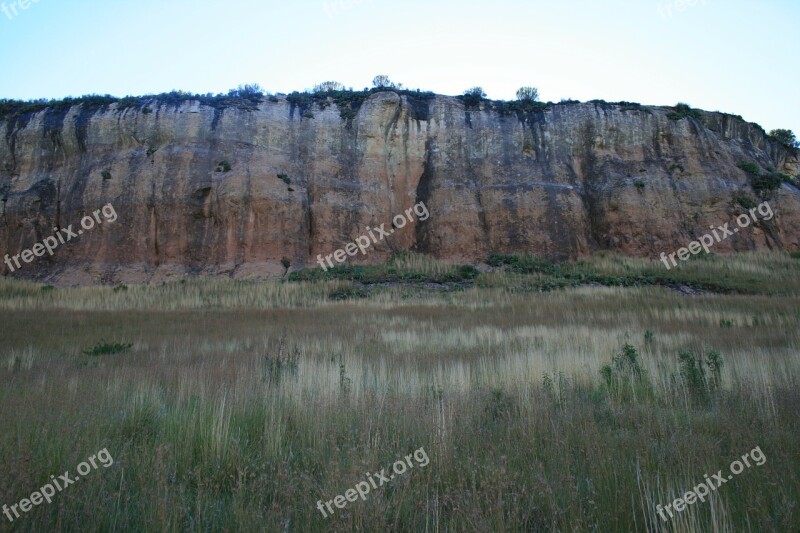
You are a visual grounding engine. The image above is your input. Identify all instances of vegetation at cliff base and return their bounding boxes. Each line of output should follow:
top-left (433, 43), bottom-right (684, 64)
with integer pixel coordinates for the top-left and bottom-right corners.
top-left (274, 251), bottom-right (800, 298)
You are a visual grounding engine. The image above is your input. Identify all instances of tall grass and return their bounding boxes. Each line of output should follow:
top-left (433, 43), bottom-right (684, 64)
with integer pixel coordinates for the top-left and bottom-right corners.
top-left (0, 254), bottom-right (798, 531)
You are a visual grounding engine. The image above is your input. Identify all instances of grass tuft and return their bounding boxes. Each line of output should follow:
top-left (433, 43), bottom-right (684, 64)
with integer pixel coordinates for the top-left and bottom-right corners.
top-left (82, 341), bottom-right (133, 356)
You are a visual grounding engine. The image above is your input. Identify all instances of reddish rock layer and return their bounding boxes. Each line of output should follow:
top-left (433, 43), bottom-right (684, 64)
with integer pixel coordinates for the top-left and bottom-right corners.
top-left (1, 93), bottom-right (798, 285)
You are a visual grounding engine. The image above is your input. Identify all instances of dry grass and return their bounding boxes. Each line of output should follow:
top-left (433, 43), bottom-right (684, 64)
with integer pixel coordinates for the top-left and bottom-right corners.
top-left (0, 255), bottom-right (799, 531)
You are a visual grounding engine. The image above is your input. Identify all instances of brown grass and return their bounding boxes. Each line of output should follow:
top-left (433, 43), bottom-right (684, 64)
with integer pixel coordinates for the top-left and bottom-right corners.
top-left (0, 255), bottom-right (799, 531)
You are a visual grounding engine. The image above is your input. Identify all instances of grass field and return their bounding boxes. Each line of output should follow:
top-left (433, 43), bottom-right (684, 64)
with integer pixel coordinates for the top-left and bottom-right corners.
top-left (0, 253), bottom-right (798, 532)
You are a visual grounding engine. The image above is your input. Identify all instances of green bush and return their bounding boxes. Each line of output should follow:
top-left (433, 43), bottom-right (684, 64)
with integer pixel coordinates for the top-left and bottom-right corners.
top-left (493, 99), bottom-right (551, 115)
top-left (285, 91), bottom-right (313, 108)
top-left (215, 160), bottom-right (231, 173)
top-left (751, 173), bottom-right (782, 196)
top-left (667, 103), bottom-right (702, 121)
top-left (312, 81), bottom-right (346, 93)
top-left (461, 87), bottom-right (486, 108)
top-left (776, 172), bottom-right (798, 187)
top-left (677, 349), bottom-right (724, 405)
top-left (451, 264), bottom-right (480, 281)
top-left (768, 128), bottom-right (798, 149)
top-left (600, 343), bottom-right (653, 403)
top-left (83, 341), bottom-right (133, 356)
top-left (733, 192), bottom-right (757, 209)
top-left (737, 162), bottom-right (784, 196)
top-left (516, 86), bottom-right (540, 102)
top-left (339, 107), bottom-right (357, 121)
top-left (738, 162), bottom-right (761, 175)
top-left (678, 351), bottom-right (705, 398)
top-left (227, 84), bottom-right (265, 99)
top-left (617, 101), bottom-right (652, 114)
top-left (464, 86), bottom-right (486, 98)
top-left (668, 164), bottom-right (685, 173)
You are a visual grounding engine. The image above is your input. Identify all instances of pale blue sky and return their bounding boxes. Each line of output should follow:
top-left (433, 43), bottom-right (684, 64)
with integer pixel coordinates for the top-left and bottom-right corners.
top-left (0, 0), bottom-right (797, 132)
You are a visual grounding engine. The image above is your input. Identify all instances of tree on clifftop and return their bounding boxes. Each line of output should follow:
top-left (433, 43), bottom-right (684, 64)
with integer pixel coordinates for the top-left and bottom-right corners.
top-left (372, 75), bottom-right (395, 89)
top-left (516, 86), bottom-right (540, 102)
top-left (312, 81), bottom-right (345, 93)
top-left (769, 129), bottom-right (799, 149)
top-left (464, 87), bottom-right (486, 98)
top-left (227, 84), bottom-right (265, 98)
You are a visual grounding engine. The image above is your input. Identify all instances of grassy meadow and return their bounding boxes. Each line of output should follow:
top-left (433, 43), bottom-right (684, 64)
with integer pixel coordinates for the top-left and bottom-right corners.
top-left (0, 252), bottom-right (799, 532)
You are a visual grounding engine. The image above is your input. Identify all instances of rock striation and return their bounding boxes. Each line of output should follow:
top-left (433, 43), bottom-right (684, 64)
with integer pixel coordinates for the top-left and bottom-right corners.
top-left (1, 91), bottom-right (798, 285)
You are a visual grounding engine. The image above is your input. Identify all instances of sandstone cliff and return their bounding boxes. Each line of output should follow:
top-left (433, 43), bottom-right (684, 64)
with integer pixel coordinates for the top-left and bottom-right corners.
top-left (1, 91), bottom-right (798, 285)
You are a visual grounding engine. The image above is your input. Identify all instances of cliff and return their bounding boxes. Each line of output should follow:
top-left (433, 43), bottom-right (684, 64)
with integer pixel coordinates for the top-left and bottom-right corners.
top-left (1, 91), bottom-right (799, 285)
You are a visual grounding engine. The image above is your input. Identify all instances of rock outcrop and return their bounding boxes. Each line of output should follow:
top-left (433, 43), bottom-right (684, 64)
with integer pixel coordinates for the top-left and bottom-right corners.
top-left (1, 91), bottom-right (798, 285)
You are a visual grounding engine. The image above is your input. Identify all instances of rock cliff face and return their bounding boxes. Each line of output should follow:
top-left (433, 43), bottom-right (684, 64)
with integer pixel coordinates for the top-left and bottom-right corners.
top-left (1, 92), bottom-right (799, 285)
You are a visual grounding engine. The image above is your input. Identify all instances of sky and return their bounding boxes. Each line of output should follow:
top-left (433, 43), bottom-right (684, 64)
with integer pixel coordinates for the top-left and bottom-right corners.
top-left (0, 0), bottom-right (797, 133)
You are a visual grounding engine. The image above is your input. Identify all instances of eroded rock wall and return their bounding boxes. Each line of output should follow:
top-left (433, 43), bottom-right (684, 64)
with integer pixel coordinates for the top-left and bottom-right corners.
top-left (1, 92), bottom-right (798, 284)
